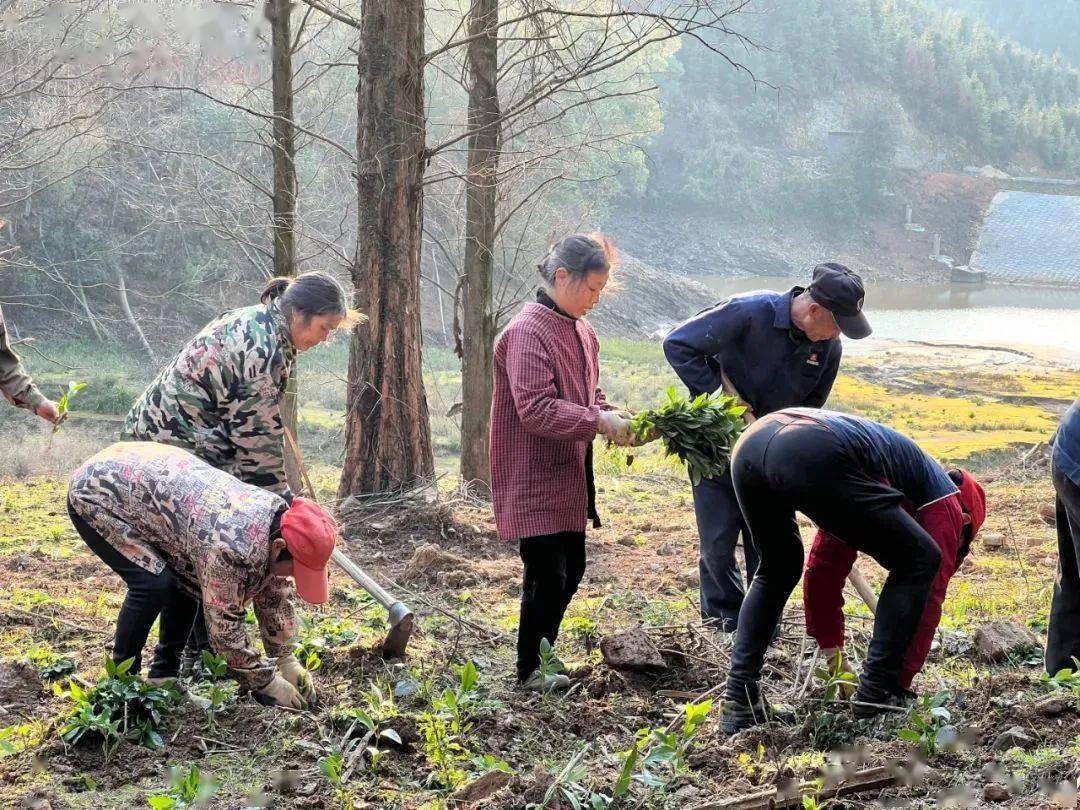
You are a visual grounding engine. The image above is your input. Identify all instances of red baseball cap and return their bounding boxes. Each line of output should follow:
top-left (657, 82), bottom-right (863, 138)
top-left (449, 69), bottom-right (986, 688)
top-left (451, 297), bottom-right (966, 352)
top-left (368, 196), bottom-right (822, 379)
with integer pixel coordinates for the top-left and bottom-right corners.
top-left (280, 497), bottom-right (338, 604)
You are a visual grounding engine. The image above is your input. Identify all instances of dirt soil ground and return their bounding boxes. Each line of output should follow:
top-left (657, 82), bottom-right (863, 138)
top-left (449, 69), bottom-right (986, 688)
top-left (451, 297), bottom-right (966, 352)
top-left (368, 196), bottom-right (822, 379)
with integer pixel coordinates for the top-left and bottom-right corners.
top-left (0, 343), bottom-right (1078, 809)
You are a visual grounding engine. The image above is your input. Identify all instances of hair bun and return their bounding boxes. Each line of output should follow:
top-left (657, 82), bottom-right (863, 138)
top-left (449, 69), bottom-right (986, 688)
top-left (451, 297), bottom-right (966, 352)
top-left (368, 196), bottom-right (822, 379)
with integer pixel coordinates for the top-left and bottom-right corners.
top-left (260, 276), bottom-right (292, 304)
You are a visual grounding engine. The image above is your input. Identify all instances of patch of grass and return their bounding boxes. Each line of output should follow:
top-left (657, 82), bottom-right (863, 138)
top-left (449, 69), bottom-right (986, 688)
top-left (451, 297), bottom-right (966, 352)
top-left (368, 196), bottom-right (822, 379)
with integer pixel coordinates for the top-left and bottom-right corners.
top-left (830, 375), bottom-right (1059, 461)
top-left (0, 478), bottom-right (79, 554)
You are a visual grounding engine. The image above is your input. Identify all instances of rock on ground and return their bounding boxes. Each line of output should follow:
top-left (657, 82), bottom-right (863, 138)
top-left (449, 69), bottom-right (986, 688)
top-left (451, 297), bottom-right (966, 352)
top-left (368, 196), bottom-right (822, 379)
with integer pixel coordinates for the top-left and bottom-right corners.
top-left (451, 770), bottom-right (512, 805)
top-left (1035, 695), bottom-right (1072, 718)
top-left (983, 782), bottom-right (1011, 803)
top-left (599, 629), bottom-right (667, 672)
top-left (991, 726), bottom-right (1034, 752)
top-left (974, 621), bottom-right (1041, 662)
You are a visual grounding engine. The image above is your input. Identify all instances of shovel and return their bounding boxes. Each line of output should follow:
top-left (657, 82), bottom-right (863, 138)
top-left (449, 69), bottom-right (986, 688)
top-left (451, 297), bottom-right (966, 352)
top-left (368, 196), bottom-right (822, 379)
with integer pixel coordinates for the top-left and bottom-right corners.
top-left (283, 428), bottom-right (416, 658)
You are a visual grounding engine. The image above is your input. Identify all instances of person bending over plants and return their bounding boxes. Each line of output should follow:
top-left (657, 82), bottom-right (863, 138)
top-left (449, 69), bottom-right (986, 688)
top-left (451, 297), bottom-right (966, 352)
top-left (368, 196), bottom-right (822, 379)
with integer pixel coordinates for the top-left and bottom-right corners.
top-left (721, 408), bottom-right (985, 734)
top-left (67, 441), bottom-right (336, 709)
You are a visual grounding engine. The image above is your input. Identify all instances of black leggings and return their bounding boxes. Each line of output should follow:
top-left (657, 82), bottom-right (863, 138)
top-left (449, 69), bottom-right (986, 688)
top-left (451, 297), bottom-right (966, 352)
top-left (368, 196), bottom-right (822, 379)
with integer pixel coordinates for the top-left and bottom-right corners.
top-left (68, 502), bottom-right (198, 678)
top-left (516, 532), bottom-right (586, 681)
top-left (726, 416), bottom-right (941, 702)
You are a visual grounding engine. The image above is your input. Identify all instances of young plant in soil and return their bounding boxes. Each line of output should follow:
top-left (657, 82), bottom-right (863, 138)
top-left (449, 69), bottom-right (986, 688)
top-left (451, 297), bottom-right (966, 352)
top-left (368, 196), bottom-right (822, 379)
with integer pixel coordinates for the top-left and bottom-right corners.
top-left (59, 656), bottom-right (178, 761)
top-left (562, 617), bottom-right (599, 653)
top-left (814, 651), bottom-right (858, 701)
top-left (418, 660), bottom-right (494, 790)
top-left (1042, 659), bottom-right (1080, 708)
top-left (531, 743), bottom-right (611, 810)
top-left (198, 651), bottom-right (230, 729)
top-left (147, 763), bottom-right (218, 809)
top-left (898, 690), bottom-right (956, 756)
top-left (626, 699), bottom-right (714, 791)
top-left (25, 644), bottom-right (76, 681)
top-left (318, 750), bottom-right (354, 810)
top-left (630, 388), bottom-right (745, 485)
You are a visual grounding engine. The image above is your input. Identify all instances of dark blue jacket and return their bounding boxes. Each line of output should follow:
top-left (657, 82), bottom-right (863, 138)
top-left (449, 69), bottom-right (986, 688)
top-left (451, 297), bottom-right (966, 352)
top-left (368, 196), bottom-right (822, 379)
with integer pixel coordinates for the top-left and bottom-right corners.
top-left (1054, 398), bottom-right (1080, 487)
top-left (782, 408), bottom-right (958, 508)
top-left (663, 288), bottom-right (842, 416)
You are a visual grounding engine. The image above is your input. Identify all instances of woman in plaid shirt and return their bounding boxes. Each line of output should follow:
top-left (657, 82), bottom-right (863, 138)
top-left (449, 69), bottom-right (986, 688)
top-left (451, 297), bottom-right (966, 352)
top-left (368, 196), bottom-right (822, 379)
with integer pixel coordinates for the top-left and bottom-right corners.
top-left (490, 234), bottom-right (635, 692)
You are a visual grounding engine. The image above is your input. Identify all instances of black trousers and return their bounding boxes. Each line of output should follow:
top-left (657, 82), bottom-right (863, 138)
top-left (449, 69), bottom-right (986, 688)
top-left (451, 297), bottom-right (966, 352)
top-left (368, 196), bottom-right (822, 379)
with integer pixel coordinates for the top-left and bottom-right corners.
top-left (68, 501), bottom-right (198, 678)
top-left (516, 531), bottom-right (586, 681)
top-left (1047, 461), bottom-right (1080, 674)
top-left (726, 417), bottom-right (941, 702)
top-left (691, 467), bottom-right (759, 631)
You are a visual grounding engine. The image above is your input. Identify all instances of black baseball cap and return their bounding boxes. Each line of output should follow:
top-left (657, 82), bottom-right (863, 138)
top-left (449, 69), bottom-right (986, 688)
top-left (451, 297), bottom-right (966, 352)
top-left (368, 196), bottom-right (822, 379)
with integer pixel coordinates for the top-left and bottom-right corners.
top-left (807, 263), bottom-right (871, 339)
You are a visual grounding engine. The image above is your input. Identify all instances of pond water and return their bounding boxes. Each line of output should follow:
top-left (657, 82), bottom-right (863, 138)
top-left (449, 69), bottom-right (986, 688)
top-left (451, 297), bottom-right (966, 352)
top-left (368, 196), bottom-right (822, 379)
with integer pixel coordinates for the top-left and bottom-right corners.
top-left (689, 276), bottom-right (1080, 359)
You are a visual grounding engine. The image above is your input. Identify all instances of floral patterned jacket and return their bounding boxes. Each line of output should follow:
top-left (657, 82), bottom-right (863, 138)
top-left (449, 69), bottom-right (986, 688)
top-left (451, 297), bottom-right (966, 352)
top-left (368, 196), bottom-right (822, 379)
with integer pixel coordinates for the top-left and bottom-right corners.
top-left (123, 302), bottom-right (296, 499)
top-left (68, 442), bottom-right (295, 691)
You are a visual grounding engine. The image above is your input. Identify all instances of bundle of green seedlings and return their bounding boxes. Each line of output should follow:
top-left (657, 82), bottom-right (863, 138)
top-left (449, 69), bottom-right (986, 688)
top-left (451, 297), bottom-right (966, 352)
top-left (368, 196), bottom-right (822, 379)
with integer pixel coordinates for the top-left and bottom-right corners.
top-left (630, 387), bottom-right (746, 484)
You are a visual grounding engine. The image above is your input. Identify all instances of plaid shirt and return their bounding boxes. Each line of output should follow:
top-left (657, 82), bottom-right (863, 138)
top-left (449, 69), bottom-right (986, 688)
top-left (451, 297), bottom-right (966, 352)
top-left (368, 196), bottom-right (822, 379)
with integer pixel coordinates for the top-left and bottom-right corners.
top-left (490, 303), bottom-right (613, 541)
top-left (68, 442), bottom-right (294, 691)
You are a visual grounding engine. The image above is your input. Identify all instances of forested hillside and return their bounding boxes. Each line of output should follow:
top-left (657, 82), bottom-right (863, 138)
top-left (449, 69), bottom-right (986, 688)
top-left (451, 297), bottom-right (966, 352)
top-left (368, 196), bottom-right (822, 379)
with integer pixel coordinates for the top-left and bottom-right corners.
top-left (935, 0), bottom-right (1080, 66)
top-left (636, 0), bottom-right (1080, 227)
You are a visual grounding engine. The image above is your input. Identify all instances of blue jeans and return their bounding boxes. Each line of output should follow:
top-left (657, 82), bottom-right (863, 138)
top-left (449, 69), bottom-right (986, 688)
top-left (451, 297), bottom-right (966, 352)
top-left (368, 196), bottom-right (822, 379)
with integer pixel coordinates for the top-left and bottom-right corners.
top-left (691, 468), bottom-right (759, 631)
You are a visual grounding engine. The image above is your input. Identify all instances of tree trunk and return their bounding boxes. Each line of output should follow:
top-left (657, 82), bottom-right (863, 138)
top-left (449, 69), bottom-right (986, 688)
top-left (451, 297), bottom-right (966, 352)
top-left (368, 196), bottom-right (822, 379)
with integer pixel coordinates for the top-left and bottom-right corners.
top-left (458, 0), bottom-right (501, 496)
top-left (338, 0), bottom-right (434, 496)
top-left (266, 0), bottom-right (303, 494)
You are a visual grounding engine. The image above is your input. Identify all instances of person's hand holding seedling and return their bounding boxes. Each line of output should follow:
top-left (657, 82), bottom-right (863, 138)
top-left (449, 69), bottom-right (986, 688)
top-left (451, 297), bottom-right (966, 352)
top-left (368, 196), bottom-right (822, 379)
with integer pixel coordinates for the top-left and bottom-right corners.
top-left (51, 381), bottom-right (87, 435)
top-left (35, 399), bottom-right (60, 424)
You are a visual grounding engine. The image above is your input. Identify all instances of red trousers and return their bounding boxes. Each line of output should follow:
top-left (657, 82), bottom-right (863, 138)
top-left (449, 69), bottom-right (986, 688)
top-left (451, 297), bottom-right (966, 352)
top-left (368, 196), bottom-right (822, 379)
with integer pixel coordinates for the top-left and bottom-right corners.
top-left (803, 494), bottom-right (966, 689)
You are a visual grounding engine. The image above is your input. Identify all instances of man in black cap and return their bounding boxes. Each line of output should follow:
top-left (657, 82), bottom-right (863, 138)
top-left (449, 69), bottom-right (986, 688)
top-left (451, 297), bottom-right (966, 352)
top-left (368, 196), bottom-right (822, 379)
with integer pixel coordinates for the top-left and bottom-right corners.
top-left (663, 263), bottom-right (871, 633)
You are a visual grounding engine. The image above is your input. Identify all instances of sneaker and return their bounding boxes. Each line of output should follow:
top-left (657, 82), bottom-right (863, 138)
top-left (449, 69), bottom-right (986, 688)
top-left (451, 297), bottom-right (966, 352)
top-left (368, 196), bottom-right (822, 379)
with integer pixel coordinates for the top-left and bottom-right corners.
top-left (852, 683), bottom-right (909, 719)
top-left (521, 669), bottom-right (571, 693)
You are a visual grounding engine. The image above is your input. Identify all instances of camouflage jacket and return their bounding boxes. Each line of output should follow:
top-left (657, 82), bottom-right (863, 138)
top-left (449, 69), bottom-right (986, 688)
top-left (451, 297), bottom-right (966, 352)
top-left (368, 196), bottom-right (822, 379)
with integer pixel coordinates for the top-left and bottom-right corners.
top-left (68, 442), bottom-right (295, 691)
top-left (124, 302), bottom-right (296, 498)
top-left (0, 304), bottom-right (46, 412)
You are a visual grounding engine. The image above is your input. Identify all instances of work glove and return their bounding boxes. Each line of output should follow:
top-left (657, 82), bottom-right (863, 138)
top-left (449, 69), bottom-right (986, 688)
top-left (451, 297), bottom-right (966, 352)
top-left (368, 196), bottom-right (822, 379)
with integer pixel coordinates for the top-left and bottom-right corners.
top-left (277, 653), bottom-right (317, 706)
top-left (253, 674), bottom-right (307, 710)
top-left (597, 411), bottom-right (634, 446)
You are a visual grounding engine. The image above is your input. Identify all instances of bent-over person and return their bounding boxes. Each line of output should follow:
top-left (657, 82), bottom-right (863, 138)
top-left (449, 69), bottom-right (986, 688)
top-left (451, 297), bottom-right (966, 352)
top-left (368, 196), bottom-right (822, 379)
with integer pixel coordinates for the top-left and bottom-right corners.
top-left (67, 441), bottom-right (337, 709)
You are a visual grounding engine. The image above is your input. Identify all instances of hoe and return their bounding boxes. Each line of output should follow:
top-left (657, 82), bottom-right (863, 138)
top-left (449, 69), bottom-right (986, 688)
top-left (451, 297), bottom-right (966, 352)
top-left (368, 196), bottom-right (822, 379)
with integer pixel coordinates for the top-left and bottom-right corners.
top-left (284, 429), bottom-right (415, 658)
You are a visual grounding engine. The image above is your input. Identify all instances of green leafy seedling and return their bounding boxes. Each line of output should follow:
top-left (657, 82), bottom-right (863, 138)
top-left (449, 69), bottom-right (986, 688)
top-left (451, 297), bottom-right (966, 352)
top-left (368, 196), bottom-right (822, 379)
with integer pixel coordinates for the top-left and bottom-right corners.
top-left (897, 690), bottom-right (955, 756)
top-left (147, 763), bottom-right (218, 809)
top-left (199, 651), bottom-right (230, 730)
top-left (52, 381), bottom-right (87, 435)
top-left (630, 387), bottom-right (746, 484)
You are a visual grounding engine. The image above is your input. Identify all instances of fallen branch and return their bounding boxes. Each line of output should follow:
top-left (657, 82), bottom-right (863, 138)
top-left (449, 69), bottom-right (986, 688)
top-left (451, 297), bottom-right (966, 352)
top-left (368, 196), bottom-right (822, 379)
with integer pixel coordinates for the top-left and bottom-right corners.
top-left (6, 606), bottom-right (110, 636)
top-left (687, 765), bottom-right (896, 810)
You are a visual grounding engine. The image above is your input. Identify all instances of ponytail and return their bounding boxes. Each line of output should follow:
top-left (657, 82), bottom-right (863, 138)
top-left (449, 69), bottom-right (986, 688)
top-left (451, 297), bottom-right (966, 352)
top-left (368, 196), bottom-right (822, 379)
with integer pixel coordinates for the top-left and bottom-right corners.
top-left (261, 271), bottom-right (367, 328)
top-left (261, 276), bottom-right (292, 304)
